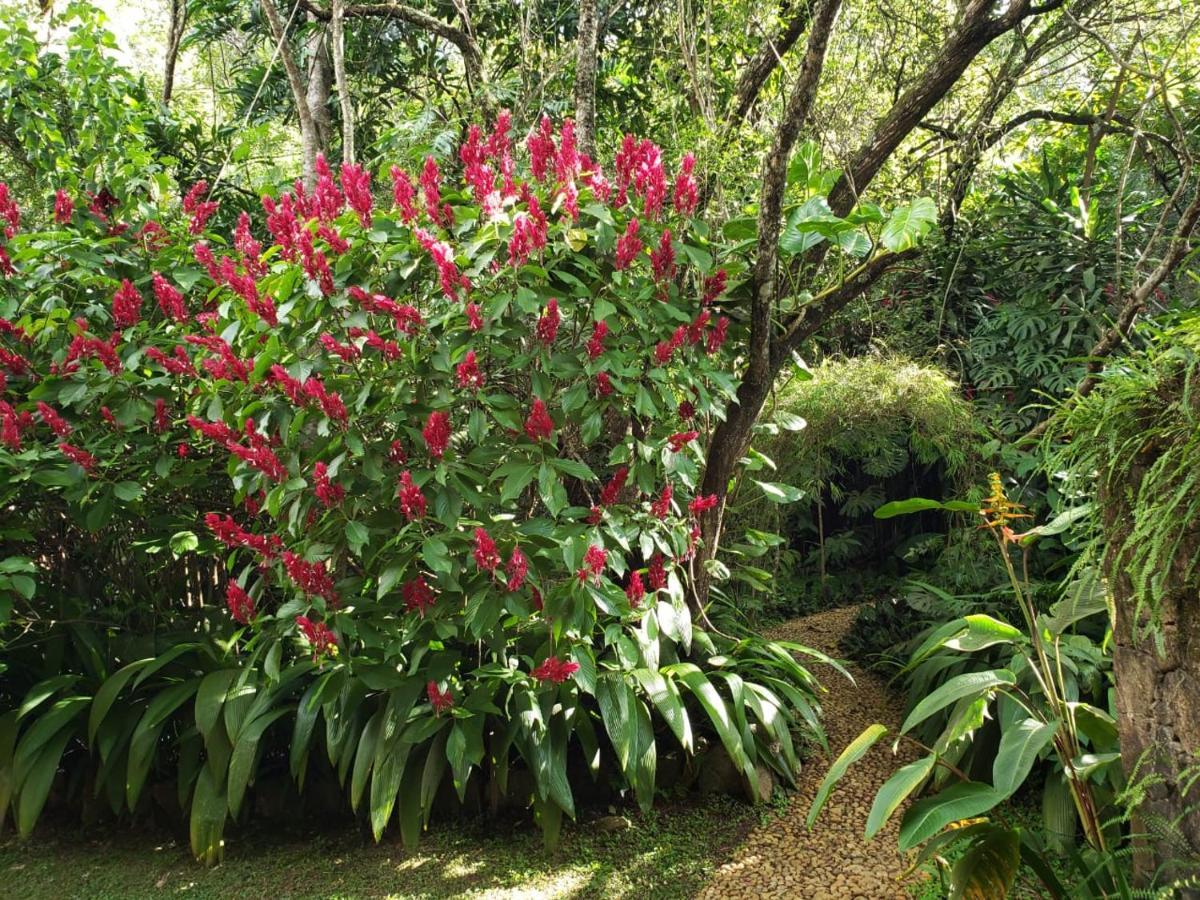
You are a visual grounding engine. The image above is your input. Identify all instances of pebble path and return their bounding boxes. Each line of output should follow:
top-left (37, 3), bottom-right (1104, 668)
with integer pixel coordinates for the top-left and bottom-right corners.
top-left (698, 604), bottom-right (921, 900)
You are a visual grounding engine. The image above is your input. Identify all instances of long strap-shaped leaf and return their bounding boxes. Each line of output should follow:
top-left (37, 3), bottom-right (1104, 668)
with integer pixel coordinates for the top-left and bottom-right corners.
top-left (806, 723), bottom-right (887, 828)
top-left (901, 669), bottom-right (1015, 735)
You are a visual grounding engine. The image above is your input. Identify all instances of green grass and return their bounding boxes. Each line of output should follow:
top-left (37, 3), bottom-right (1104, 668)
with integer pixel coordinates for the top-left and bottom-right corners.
top-left (0, 796), bottom-right (760, 899)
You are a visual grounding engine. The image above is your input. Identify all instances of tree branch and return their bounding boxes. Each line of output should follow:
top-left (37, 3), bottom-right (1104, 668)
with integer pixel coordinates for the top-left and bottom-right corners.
top-left (729, 0), bottom-right (815, 124)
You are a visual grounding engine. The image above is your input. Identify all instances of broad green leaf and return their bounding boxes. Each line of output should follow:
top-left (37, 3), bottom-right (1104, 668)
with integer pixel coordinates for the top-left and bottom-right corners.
top-left (806, 724), bottom-right (888, 828)
top-left (16, 726), bottom-right (74, 838)
top-left (189, 766), bottom-right (227, 866)
top-left (948, 826), bottom-right (1020, 900)
top-left (901, 670), bottom-right (1015, 735)
top-left (881, 197), bottom-right (937, 252)
top-left (945, 615), bottom-right (1023, 652)
top-left (753, 480), bottom-right (805, 504)
top-left (993, 718), bottom-right (1058, 798)
top-left (899, 782), bottom-right (1004, 851)
top-left (865, 754), bottom-right (936, 839)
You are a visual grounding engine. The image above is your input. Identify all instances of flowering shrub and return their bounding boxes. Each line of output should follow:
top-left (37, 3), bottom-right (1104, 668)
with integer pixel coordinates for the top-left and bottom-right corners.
top-left (0, 115), bottom-right (827, 861)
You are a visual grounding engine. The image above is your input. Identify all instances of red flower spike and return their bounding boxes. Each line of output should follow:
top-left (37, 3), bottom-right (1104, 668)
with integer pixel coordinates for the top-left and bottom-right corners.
top-left (531, 656), bottom-right (580, 684)
top-left (403, 576), bottom-right (437, 616)
top-left (398, 471), bottom-right (427, 521)
top-left (473, 527), bottom-right (501, 572)
top-left (577, 544), bottom-right (607, 584)
top-left (226, 583), bottom-right (256, 625)
top-left (524, 398), bottom-right (554, 441)
top-left (626, 571), bottom-right (645, 608)
top-left (423, 410), bottom-right (451, 458)
top-left (427, 681), bottom-right (453, 714)
top-left (506, 546), bottom-right (528, 592)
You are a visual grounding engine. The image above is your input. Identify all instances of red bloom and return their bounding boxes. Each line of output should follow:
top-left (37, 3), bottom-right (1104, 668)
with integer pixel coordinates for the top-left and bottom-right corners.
top-left (456, 349), bottom-right (485, 390)
top-left (282, 551), bottom-right (338, 605)
top-left (57, 442), bottom-right (97, 473)
top-left (313, 155), bottom-right (345, 222)
top-left (688, 310), bottom-right (712, 345)
top-left (600, 466), bottom-right (628, 506)
top-left (586, 320), bottom-right (608, 360)
top-left (615, 217), bottom-right (642, 270)
top-left (536, 299), bottom-right (560, 345)
top-left (668, 430), bottom-right (699, 452)
top-left (527, 115), bottom-right (557, 182)
top-left (595, 371), bottom-right (613, 397)
top-left (650, 484), bottom-right (673, 519)
top-left (506, 545), bottom-right (529, 592)
top-left (419, 156), bottom-right (445, 225)
top-left (320, 332), bottom-right (361, 363)
top-left (702, 269), bottom-right (727, 306)
top-left (204, 512), bottom-right (281, 558)
top-left (423, 410), bottom-right (451, 458)
top-left (226, 440), bottom-right (288, 482)
top-left (626, 571), bottom-right (645, 608)
top-left (341, 161), bottom-right (373, 227)
top-left (234, 211), bottom-right (266, 278)
top-left (177, 442), bottom-right (190, 458)
top-left (183, 181), bottom-right (218, 234)
top-left (466, 302), bottom-right (484, 331)
top-left (313, 461), bottom-right (345, 508)
top-left (473, 527), bottom-right (502, 572)
top-left (37, 402), bottom-right (71, 437)
top-left (403, 576), bottom-right (437, 616)
top-left (112, 279), bottom-right (142, 328)
top-left (650, 228), bottom-right (675, 282)
top-left (53, 189), bottom-right (74, 224)
top-left (151, 272), bottom-right (188, 322)
top-left (387, 439), bottom-right (407, 465)
top-left (153, 397), bottom-right (170, 433)
top-left (648, 553), bottom-right (667, 590)
top-left (188, 415), bottom-right (236, 444)
top-left (689, 493), bottom-right (719, 515)
top-left (427, 680), bottom-right (453, 714)
top-left (524, 398), bottom-right (554, 441)
top-left (226, 582), bottom-right (256, 625)
top-left (398, 470), bottom-right (427, 520)
top-left (678, 400), bottom-right (695, 420)
top-left (531, 656), bottom-right (580, 684)
top-left (673, 152), bottom-right (698, 216)
top-left (706, 316), bottom-right (730, 354)
top-left (295, 615), bottom-right (338, 658)
top-left (577, 543), bottom-right (607, 584)
top-left (390, 166), bottom-right (419, 223)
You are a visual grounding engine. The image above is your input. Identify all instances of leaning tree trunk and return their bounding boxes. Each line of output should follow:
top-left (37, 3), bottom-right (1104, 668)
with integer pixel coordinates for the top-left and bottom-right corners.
top-left (1101, 399), bottom-right (1200, 887)
top-left (573, 0), bottom-right (600, 160)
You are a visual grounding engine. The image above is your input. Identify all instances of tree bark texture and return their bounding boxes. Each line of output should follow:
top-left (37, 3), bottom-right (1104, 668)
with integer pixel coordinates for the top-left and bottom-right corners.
top-left (573, 0), bottom-right (599, 160)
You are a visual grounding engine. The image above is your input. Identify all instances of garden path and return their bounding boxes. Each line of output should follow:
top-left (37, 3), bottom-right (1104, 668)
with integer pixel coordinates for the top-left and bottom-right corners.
top-left (698, 604), bottom-right (920, 900)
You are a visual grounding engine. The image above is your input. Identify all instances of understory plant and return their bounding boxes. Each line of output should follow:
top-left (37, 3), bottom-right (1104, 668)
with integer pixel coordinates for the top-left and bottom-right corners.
top-left (805, 476), bottom-right (1163, 898)
top-left (0, 115), bottom-right (835, 862)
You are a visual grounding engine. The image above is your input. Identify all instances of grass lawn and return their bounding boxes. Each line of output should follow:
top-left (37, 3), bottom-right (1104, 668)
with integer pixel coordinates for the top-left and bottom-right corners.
top-left (0, 796), bottom-right (761, 900)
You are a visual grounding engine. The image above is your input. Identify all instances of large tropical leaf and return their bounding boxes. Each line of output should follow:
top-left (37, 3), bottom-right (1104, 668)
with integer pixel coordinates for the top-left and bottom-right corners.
top-left (898, 782), bottom-right (1004, 851)
top-left (948, 826), bottom-right (1020, 899)
top-left (900, 670), bottom-right (1015, 735)
top-left (993, 717), bottom-right (1058, 798)
top-left (865, 754), bottom-right (936, 840)
top-left (806, 724), bottom-right (887, 828)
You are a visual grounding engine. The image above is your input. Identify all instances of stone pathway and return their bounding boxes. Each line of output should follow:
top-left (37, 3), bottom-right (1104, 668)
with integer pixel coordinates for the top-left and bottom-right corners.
top-left (698, 605), bottom-right (921, 900)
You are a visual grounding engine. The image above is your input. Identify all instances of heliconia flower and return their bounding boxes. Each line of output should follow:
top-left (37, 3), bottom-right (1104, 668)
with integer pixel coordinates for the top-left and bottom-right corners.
top-left (226, 582), bottom-right (256, 624)
top-left (151, 272), bottom-right (188, 322)
top-left (650, 228), bottom-right (675, 282)
top-left (313, 461), bottom-right (345, 508)
top-left (153, 397), bottom-right (170, 433)
top-left (673, 152), bottom-right (698, 216)
top-left (57, 442), bottom-right (97, 473)
top-left (648, 553), bottom-right (667, 590)
top-left (456, 350), bottom-right (485, 390)
top-left (531, 656), bottom-right (580, 684)
top-left (182, 180), bottom-right (218, 234)
top-left (427, 680), bottom-right (453, 714)
top-left (586, 320), bottom-right (608, 360)
top-left (506, 545), bottom-right (528, 592)
top-left (403, 576), bottom-right (437, 616)
top-left (295, 615), bottom-right (338, 658)
top-left (577, 543), bottom-right (607, 584)
top-left (398, 470), bottom-right (427, 521)
top-left (419, 156), bottom-right (444, 225)
top-left (524, 398), bottom-right (554, 441)
top-left (340, 161), bottom-right (373, 227)
top-left (595, 371), bottom-right (613, 397)
top-left (313, 154), bottom-right (345, 223)
top-left (650, 483), bottom-right (673, 519)
top-left (389, 166), bottom-right (419, 223)
top-left (466, 302), bottom-right (483, 331)
top-left (320, 332), bottom-right (361, 363)
top-left (283, 551), bottom-right (338, 604)
top-left (112, 279), bottom-right (142, 328)
top-left (536, 299), bottom-right (560, 345)
top-left (615, 217), bottom-right (642, 270)
top-left (626, 571), bottom-right (645, 608)
top-left (53, 189), bottom-right (74, 224)
top-left (687, 310), bottom-right (712, 345)
top-left (423, 410), bottom-right (451, 458)
top-left (473, 527), bottom-right (501, 572)
top-left (706, 315), bottom-right (730, 354)
top-left (527, 115), bottom-right (557, 182)
top-left (689, 493), bottom-right (719, 515)
top-left (668, 430), bottom-right (699, 452)
top-left (37, 402), bottom-right (71, 437)
top-left (600, 466), bottom-right (628, 506)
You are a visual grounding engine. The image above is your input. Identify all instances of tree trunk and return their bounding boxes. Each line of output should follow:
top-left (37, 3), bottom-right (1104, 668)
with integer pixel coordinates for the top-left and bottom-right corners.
top-left (1102, 420), bottom-right (1200, 887)
top-left (573, 0), bottom-right (600, 160)
top-left (260, 0), bottom-right (323, 186)
top-left (305, 17), bottom-right (333, 158)
top-left (331, 0), bottom-right (355, 162)
top-left (162, 0), bottom-right (187, 106)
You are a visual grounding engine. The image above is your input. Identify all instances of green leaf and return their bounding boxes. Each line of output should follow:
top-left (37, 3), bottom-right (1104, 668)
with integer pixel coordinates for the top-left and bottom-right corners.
top-left (676, 667), bottom-right (751, 781)
top-left (88, 660), bottom-right (152, 744)
top-left (899, 782), bottom-right (1004, 851)
top-left (16, 726), bottom-right (74, 838)
top-left (945, 615), bottom-right (1023, 652)
top-left (948, 826), bottom-right (1020, 900)
top-left (993, 718), bottom-right (1058, 799)
top-left (170, 531), bottom-right (199, 554)
top-left (875, 497), bottom-right (978, 519)
top-left (632, 669), bottom-right (692, 753)
top-left (901, 670), bottom-right (1015, 735)
top-left (189, 766), bottom-right (227, 866)
top-left (195, 670), bottom-right (237, 744)
top-left (227, 708), bottom-right (290, 818)
top-left (1018, 504), bottom-right (1091, 544)
top-left (881, 197), bottom-right (937, 252)
top-left (753, 481), bottom-right (805, 504)
top-left (806, 724), bottom-right (888, 828)
top-left (345, 521), bottom-right (370, 557)
top-left (865, 754), bottom-right (935, 839)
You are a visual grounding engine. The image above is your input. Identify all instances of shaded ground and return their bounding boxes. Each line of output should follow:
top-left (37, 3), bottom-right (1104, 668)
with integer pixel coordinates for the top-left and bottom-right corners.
top-left (699, 604), bottom-right (919, 899)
